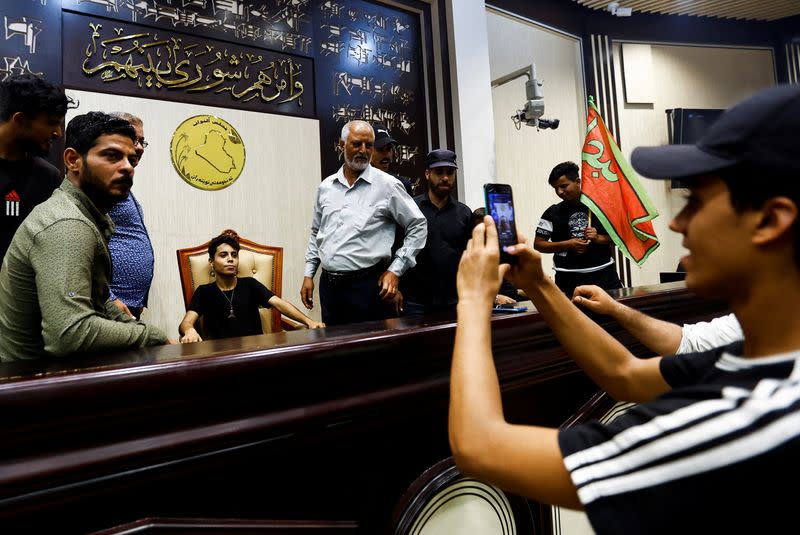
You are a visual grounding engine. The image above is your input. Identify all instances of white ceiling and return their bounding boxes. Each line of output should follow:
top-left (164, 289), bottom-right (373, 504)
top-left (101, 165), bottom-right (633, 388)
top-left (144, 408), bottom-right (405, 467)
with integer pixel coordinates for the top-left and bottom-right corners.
top-left (574, 0), bottom-right (800, 21)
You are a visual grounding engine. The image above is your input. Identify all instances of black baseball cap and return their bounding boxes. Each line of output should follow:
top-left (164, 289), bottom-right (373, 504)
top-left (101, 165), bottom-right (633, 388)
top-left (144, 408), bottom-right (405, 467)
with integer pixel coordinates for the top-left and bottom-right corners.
top-left (373, 124), bottom-right (397, 149)
top-left (631, 84), bottom-right (800, 181)
top-left (426, 148), bottom-right (458, 169)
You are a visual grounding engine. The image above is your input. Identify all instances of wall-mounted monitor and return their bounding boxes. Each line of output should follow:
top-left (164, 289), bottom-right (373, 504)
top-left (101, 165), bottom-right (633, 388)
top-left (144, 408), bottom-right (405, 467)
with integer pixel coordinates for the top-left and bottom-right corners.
top-left (665, 108), bottom-right (725, 188)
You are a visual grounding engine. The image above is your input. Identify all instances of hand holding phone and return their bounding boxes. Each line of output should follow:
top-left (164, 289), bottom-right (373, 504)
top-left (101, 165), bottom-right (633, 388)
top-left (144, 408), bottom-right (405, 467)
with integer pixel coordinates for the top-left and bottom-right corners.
top-left (483, 183), bottom-right (519, 264)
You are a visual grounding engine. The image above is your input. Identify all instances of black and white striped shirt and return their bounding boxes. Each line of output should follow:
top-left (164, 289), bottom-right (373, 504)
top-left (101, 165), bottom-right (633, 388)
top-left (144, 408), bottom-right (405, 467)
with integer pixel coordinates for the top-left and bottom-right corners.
top-left (559, 342), bottom-right (800, 534)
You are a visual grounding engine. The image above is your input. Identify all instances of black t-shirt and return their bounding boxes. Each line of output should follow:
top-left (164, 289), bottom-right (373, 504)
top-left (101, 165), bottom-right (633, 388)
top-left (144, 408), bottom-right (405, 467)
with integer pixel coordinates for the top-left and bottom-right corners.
top-left (536, 201), bottom-right (614, 270)
top-left (402, 195), bottom-right (472, 306)
top-left (0, 156), bottom-right (63, 262)
top-left (188, 277), bottom-right (275, 340)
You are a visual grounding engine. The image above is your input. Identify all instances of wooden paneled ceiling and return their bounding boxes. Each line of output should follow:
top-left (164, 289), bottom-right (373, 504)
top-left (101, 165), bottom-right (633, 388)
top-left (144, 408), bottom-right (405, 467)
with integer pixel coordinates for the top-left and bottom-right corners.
top-left (574, 0), bottom-right (800, 21)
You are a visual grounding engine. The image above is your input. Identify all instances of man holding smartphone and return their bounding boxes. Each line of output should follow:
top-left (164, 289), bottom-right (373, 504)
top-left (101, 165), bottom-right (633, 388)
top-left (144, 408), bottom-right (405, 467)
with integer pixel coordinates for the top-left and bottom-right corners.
top-left (534, 161), bottom-right (621, 297)
top-left (448, 84), bottom-right (800, 534)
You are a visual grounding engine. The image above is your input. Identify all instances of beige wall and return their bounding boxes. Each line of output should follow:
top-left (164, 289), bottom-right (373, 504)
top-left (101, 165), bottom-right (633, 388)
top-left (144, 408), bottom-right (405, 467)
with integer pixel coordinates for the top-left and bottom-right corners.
top-left (63, 39), bottom-right (777, 336)
top-left (487, 8), bottom-right (586, 279)
top-left (612, 43), bottom-right (776, 285)
top-left (65, 90), bottom-right (322, 337)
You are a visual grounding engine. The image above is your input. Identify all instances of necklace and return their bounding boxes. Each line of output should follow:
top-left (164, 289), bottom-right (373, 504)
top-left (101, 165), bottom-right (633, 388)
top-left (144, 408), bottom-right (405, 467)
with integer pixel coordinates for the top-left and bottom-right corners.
top-left (218, 279), bottom-right (237, 319)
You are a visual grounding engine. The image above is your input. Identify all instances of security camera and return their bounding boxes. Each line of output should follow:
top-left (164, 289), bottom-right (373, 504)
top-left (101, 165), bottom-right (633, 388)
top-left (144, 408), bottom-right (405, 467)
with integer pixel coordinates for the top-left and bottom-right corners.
top-left (491, 64), bottom-right (560, 131)
top-left (512, 77), bottom-right (559, 130)
top-left (608, 2), bottom-right (633, 16)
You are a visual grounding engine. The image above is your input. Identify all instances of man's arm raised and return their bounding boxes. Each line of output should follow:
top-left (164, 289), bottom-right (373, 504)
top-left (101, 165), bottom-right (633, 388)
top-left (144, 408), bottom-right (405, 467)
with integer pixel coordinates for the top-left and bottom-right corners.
top-left (572, 285), bottom-right (683, 356)
top-left (449, 217), bottom-right (580, 509)
top-left (504, 230), bottom-right (670, 404)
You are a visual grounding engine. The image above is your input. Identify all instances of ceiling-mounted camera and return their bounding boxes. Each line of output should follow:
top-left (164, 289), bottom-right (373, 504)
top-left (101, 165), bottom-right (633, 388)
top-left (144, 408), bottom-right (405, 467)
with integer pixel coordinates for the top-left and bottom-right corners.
top-left (491, 64), bottom-right (560, 131)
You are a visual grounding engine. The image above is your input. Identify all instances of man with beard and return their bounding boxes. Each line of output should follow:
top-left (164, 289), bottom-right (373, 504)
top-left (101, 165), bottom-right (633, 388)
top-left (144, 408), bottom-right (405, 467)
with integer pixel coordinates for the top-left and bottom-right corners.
top-left (370, 123), bottom-right (413, 315)
top-left (370, 123), bottom-right (414, 196)
top-left (534, 161), bottom-right (622, 297)
top-left (106, 112), bottom-right (154, 320)
top-left (301, 120), bottom-right (427, 326)
top-left (0, 112), bottom-right (169, 360)
top-left (0, 74), bottom-right (74, 261)
top-left (401, 149), bottom-right (472, 316)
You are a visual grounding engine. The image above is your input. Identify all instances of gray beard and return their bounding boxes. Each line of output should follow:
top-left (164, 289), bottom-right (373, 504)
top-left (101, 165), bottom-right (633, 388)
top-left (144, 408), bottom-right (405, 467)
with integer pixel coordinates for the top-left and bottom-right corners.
top-left (345, 153), bottom-right (369, 172)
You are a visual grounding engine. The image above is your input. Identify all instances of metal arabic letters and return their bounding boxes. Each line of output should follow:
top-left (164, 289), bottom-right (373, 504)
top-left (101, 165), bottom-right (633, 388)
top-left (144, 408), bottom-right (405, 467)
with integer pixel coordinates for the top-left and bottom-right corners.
top-left (63, 12), bottom-right (314, 118)
top-left (315, 0), bottom-right (425, 178)
top-left (170, 115), bottom-right (246, 191)
top-left (0, 0), bottom-right (60, 81)
top-left (64, 0), bottom-right (313, 56)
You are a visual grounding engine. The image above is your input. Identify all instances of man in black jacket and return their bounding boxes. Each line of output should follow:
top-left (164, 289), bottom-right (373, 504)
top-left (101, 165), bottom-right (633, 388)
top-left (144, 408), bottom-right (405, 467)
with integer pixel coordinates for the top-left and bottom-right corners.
top-left (402, 149), bottom-right (472, 316)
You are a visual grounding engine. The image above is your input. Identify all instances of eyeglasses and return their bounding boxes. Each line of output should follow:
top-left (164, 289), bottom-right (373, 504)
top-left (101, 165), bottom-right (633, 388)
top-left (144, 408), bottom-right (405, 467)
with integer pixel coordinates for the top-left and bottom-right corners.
top-left (135, 138), bottom-right (149, 148)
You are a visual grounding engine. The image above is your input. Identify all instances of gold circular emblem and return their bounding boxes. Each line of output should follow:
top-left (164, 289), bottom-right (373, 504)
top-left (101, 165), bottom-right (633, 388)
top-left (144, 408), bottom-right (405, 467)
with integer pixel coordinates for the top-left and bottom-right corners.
top-left (170, 115), bottom-right (246, 191)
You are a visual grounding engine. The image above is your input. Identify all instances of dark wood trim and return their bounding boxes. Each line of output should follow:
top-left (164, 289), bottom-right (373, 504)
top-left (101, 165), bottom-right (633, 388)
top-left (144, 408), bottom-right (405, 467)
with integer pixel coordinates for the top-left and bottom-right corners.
top-left (0, 282), bottom-right (728, 534)
top-left (89, 518), bottom-right (359, 534)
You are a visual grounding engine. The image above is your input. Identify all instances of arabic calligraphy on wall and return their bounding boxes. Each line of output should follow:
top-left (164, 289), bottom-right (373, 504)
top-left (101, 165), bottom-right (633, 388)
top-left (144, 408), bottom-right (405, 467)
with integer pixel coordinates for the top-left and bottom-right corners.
top-left (63, 0), bottom-right (313, 56)
top-left (63, 11), bottom-right (314, 118)
top-left (8, 0), bottom-right (430, 180)
top-left (0, 0), bottom-right (60, 81)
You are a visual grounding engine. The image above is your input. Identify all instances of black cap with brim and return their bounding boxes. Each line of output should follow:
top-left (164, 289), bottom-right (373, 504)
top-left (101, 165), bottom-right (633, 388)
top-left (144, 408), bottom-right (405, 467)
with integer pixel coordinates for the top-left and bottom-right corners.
top-left (631, 144), bottom-right (740, 180)
top-left (374, 136), bottom-right (397, 150)
top-left (372, 124), bottom-right (397, 150)
top-left (426, 148), bottom-right (458, 169)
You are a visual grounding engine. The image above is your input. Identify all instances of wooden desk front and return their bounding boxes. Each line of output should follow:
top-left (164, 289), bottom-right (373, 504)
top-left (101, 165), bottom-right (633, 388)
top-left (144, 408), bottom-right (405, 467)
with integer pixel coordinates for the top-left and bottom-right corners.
top-left (0, 282), bottom-right (727, 533)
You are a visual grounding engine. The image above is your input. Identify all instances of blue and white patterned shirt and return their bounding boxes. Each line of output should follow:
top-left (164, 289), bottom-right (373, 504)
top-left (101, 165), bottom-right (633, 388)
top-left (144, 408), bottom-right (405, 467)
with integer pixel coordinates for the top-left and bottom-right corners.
top-left (107, 192), bottom-right (154, 308)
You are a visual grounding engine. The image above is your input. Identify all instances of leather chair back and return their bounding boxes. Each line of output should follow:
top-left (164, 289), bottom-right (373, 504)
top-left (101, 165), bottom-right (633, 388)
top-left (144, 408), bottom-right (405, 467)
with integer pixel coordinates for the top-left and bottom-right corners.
top-left (177, 236), bottom-right (284, 334)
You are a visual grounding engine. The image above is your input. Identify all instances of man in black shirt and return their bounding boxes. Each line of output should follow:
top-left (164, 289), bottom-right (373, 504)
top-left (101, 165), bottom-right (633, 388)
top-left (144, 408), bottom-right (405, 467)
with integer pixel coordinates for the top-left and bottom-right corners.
top-left (534, 161), bottom-right (621, 297)
top-left (402, 149), bottom-right (472, 316)
top-left (370, 123), bottom-right (415, 196)
top-left (0, 74), bottom-right (74, 261)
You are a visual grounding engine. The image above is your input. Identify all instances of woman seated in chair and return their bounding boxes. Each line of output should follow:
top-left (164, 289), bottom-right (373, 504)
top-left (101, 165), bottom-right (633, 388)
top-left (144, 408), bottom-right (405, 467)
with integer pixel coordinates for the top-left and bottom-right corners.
top-left (179, 230), bottom-right (324, 343)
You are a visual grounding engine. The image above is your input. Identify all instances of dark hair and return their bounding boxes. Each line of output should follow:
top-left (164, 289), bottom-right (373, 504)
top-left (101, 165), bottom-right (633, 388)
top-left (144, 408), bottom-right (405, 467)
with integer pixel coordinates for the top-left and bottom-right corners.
top-left (0, 74), bottom-right (75, 121)
top-left (720, 164), bottom-right (800, 267)
top-left (548, 161), bottom-right (579, 185)
top-left (471, 207), bottom-right (486, 229)
top-left (208, 229), bottom-right (241, 259)
top-left (65, 111), bottom-right (136, 157)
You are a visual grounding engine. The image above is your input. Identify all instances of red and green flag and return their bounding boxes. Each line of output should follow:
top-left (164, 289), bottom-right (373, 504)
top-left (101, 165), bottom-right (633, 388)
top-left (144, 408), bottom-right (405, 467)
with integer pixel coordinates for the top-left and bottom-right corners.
top-left (580, 96), bottom-right (659, 265)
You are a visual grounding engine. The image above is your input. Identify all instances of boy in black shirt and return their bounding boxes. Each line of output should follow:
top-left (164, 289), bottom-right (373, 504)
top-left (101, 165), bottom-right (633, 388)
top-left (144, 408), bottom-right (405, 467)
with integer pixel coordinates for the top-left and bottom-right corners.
top-left (179, 230), bottom-right (324, 342)
top-left (450, 84), bottom-right (800, 535)
top-left (534, 161), bottom-right (621, 297)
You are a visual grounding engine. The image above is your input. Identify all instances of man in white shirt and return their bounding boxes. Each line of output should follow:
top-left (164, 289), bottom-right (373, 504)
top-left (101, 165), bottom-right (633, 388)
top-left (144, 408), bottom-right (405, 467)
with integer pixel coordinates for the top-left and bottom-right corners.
top-left (572, 284), bottom-right (742, 355)
top-left (300, 120), bottom-right (427, 326)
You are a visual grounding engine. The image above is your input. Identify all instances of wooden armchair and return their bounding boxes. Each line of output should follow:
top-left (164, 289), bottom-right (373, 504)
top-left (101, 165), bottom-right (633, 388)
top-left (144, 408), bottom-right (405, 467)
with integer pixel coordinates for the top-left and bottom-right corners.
top-left (177, 235), bottom-right (298, 334)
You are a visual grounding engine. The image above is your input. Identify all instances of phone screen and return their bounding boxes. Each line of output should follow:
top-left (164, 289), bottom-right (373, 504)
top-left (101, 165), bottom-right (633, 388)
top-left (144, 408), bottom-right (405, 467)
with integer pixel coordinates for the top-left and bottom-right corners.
top-left (484, 183), bottom-right (519, 264)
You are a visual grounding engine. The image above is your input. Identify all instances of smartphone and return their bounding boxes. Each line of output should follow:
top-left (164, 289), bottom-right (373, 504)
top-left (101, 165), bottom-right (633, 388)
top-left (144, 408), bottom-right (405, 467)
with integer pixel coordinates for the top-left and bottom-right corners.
top-left (492, 305), bottom-right (528, 314)
top-left (483, 183), bottom-right (519, 264)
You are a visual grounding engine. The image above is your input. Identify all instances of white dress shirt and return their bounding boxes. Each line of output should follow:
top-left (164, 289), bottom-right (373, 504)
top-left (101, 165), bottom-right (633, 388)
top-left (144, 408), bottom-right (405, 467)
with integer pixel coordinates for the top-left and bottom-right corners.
top-left (304, 164), bottom-right (427, 277)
